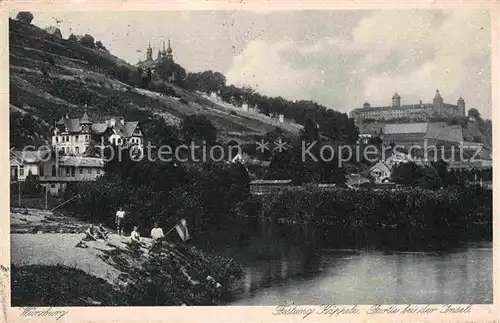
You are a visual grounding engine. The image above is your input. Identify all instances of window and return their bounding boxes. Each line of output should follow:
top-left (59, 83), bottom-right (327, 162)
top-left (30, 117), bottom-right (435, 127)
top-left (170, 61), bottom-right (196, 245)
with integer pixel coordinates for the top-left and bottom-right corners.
top-left (75, 147), bottom-right (79, 154)
top-left (39, 166), bottom-right (44, 177)
top-left (52, 165), bottom-right (56, 176)
top-left (76, 135), bottom-right (79, 141)
top-left (19, 166), bottom-right (24, 177)
top-left (56, 136), bottom-right (59, 143)
top-left (51, 184), bottom-right (56, 189)
top-left (66, 136), bottom-right (69, 142)
top-left (80, 168), bottom-right (83, 175)
top-left (97, 168), bottom-right (101, 174)
top-left (66, 167), bottom-right (70, 177)
top-left (71, 167), bottom-right (75, 177)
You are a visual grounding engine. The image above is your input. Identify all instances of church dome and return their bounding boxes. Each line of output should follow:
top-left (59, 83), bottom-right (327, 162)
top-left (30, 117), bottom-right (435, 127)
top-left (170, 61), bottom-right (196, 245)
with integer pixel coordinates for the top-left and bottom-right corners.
top-left (166, 39), bottom-right (173, 53)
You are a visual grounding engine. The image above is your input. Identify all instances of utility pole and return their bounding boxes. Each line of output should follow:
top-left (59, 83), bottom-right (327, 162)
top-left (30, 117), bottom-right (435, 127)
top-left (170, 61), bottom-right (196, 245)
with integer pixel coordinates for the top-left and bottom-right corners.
top-left (45, 185), bottom-right (49, 210)
top-left (18, 180), bottom-right (21, 208)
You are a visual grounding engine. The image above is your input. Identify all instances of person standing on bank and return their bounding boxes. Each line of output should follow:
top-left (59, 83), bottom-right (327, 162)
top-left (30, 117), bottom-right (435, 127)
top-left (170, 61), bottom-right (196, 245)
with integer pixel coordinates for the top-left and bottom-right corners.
top-left (149, 222), bottom-right (164, 254)
top-left (115, 207), bottom-right (125, 236)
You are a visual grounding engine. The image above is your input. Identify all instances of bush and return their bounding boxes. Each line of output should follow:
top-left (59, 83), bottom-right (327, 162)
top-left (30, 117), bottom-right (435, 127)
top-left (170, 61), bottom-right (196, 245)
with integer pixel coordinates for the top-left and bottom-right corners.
top-left (79, 34), bottom-right (95, 48)
top-left (16, 12), bottom-right (34, 24)
top-left (258, 186), bottom-right (492, 247)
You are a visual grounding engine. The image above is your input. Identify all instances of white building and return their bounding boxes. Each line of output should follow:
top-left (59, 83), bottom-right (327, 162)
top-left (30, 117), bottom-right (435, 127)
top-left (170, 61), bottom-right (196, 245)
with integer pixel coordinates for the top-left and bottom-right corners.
top-left (369, 161), bottom-right (392, 183)
top-left (52, 113), bottom-right (144, 156)
top-left (10, 150), bottom-right (46, 182)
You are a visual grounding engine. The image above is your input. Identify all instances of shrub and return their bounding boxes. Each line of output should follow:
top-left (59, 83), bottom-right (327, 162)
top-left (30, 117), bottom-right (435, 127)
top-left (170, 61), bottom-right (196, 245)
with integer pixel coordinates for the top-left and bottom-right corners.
top-left (16, 12), bottom-right (34, 24)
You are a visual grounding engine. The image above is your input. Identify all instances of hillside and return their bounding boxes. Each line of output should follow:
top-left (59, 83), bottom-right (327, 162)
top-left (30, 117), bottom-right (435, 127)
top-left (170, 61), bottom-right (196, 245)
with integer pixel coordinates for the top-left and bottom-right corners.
top-left (9, 18), bottom-right (300, 148)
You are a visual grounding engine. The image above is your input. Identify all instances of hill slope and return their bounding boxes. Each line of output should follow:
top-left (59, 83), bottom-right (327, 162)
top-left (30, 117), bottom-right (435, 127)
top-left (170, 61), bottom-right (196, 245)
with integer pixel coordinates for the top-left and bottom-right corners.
top-left (9, 18), bottom-right (300, 148)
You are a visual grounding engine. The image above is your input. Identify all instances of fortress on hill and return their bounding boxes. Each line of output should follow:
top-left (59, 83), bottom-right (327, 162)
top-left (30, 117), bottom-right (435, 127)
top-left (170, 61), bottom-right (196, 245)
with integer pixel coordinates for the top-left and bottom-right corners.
top-left (350, 90), bottom-right (466, 123)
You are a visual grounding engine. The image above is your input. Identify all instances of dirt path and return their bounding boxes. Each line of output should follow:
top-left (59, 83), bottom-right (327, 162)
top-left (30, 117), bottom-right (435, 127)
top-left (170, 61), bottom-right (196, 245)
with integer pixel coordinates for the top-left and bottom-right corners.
top-left (11, 208), bottom-right (154, 284)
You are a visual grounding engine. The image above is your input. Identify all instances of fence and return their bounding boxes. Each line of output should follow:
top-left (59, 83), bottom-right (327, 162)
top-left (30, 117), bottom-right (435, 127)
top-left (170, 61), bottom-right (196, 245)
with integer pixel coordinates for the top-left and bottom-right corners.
top-left (10, 197), bottom-right (63, 210)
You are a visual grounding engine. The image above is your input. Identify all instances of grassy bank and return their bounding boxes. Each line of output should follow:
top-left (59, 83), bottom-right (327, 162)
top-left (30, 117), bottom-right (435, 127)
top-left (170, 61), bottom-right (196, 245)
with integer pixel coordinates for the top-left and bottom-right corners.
top-left (12, 243), bottom-right (242, 306)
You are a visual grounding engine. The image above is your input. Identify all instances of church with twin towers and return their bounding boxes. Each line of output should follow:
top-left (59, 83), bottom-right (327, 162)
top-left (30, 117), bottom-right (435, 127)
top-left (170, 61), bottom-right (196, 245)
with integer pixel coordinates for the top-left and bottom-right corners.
top-left (137, 39), bottom-right (174, 69)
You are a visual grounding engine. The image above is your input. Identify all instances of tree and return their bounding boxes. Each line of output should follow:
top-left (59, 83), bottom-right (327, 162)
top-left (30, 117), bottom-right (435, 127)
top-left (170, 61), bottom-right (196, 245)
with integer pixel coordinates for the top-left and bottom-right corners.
top-left (468, 108), bottom-right (480, 119)
top-left (390, 162), bottom-right (422, 186)
top-left (180, 115), bottom-right (217, 144)
top-left (95, 41), bottom-right (108, 52)
top-left (473, 135), bottom-right (483, 143)
top-left (300, 117), bottom-right (320, 143)
top-left (155, 60), bottom-right (186, 83)
top-left (417, 165), bottom-right (442, 189)
top-left (16, 12), bottom-right (34, 24)
top-left (80, 34), bottom-right (95, 48)
top-left (68, 34), bottom-right (78, 42)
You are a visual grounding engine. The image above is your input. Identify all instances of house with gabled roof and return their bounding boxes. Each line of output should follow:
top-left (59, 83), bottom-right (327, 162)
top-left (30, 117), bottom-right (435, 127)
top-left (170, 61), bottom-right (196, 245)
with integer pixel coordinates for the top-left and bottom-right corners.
top-left (10, 149), bottom-right (49, 182)
top-left (52, 113), bottom-right (143, 156)
top-left (369, 161), bottom-right (392, 184)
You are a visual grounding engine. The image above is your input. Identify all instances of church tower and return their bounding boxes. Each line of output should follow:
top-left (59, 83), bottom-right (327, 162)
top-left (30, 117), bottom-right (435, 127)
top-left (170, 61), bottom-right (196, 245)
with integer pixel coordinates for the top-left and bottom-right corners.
top-left (457, 97), bottom-right (465, 117)
top-left (146, 42), bottom-right (153, 61)
top-left (392, 92), bottom-right (401, 108)
top-left (432, 89), bottom-right (443, 116)
top-left (166, 39), bottom-right (173, 61)
top-left (161, 41), bottom-right (167, 58)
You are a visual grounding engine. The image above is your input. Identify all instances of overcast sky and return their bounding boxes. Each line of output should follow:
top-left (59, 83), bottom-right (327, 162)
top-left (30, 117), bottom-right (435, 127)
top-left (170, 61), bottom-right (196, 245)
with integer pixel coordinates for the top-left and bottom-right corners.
top-left (18, 10), bottom-right (491, 118)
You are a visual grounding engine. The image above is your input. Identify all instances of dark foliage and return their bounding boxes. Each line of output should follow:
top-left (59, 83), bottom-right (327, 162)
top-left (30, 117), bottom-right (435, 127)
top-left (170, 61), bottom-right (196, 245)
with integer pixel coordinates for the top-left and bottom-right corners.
top-left (16, 12), bottom-right (34, 24)
top-left (180, 114), bottom-right (217, 144)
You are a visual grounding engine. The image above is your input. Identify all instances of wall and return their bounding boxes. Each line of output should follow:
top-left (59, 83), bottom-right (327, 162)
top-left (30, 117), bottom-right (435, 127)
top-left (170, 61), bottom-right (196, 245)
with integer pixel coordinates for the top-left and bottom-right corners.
top-left (53, 133), bottom-right (91, 155)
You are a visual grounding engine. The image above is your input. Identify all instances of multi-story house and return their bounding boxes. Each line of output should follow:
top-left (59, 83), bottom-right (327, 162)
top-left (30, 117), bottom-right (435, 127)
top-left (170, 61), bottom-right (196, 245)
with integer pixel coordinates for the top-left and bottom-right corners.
top-left (38, 155), bottom-right (105, 195)
top-left (52, 113), bottom-right (144, 156)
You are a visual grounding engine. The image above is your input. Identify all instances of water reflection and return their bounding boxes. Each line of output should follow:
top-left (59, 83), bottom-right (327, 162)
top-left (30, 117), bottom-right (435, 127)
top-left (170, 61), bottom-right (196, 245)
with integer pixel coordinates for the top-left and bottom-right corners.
top-left (195, 221), bottom-right (492, 305)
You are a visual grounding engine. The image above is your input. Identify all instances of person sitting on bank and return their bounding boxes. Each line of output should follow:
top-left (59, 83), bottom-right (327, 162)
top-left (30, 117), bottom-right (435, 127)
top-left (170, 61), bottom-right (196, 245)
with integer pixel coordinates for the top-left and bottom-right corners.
top-left (96, 223), bottom-right (109, 241)
top-left (84, 224), bottom-right (98, 241)
top-left (149, 222), bottom-right (165, 254)
top-left (130, 226), bottom-right (142, 245)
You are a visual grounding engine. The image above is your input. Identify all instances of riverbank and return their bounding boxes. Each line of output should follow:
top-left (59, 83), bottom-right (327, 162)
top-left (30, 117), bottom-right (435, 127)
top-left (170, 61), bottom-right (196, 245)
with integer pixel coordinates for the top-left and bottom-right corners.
top-left (11, 208), bottom-right (243, 306)
top-left (246, 186), bottom-right (492, 249)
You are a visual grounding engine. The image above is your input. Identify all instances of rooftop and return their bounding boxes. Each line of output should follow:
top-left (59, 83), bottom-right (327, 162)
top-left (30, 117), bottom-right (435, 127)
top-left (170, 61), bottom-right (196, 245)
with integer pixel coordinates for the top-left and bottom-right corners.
top-left (383, 122), bottom-right (464, 143)
top-left (384, 123), bottom-right (428, 134)
top-left (56, 114), bottom-right (140, 137)
top-left (58, 156), bottom-right (104, 167)
top-left (11, 150), bottom-right (49, 163)
top-left (250, 179), bottom-right (293, 185)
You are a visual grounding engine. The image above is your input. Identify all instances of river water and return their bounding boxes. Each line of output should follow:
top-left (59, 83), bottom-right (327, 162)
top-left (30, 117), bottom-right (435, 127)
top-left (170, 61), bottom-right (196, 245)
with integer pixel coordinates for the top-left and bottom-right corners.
top-left (196, 220), bottom-right (492, 305)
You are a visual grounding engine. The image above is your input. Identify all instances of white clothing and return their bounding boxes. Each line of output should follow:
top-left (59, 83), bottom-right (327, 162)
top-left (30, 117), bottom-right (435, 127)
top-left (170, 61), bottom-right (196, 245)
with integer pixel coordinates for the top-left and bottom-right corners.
top-left (116, 210), bottom-right (125, 218)
top-left (131, 230), bottom-right (140, 241)
top-left (151, 228), bottom-right (164, 240)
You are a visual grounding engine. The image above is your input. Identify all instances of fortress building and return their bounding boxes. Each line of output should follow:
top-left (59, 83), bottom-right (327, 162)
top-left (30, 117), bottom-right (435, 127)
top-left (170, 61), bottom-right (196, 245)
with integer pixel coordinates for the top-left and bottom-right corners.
top-left (350, 90), bottom-right (466, 123)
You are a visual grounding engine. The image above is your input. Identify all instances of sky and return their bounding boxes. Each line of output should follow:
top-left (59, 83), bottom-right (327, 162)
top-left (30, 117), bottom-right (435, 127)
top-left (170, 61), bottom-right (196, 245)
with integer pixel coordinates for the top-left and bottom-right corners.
top-left (16, 10), bottom-right (492, 118)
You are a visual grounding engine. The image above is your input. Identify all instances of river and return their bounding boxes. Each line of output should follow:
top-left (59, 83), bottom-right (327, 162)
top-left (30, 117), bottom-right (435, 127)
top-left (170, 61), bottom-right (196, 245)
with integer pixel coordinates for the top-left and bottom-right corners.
top-left (195, 220), bottom-right (492, 305)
